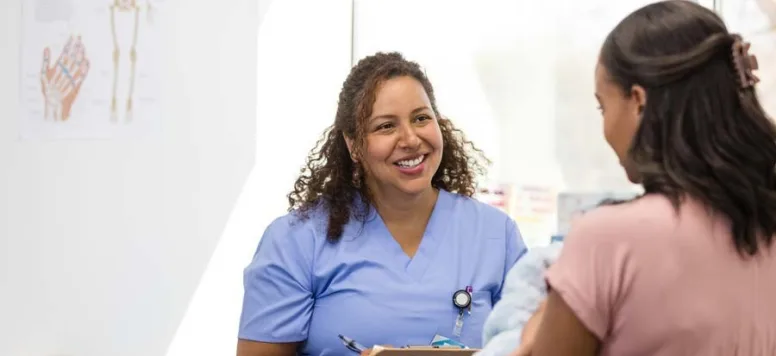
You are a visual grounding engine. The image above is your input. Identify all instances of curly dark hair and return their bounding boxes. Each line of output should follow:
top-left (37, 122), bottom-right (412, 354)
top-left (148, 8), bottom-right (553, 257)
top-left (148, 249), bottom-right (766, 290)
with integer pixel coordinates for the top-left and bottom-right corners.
top-left (601, 0), bottom-right (776, 256)
top-left (287, 52), bottom-right (489, 242)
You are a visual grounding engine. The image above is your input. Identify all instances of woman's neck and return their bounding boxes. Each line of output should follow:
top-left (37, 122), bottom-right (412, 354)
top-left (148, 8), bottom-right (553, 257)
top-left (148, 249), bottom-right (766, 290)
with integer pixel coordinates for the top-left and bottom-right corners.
top-left (371, 186), bottom-right (439, 226)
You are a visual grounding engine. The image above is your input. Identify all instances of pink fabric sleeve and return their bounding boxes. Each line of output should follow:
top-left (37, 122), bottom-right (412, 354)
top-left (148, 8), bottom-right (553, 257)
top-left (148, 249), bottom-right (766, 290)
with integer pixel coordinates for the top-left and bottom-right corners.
top-left (545, 208), bottom-right (633, 340)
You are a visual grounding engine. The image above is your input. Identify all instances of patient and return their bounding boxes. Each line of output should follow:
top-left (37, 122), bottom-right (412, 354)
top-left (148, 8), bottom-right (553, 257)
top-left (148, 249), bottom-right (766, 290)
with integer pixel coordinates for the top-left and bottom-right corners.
top-left (512, 1), bottom-right (776, 355)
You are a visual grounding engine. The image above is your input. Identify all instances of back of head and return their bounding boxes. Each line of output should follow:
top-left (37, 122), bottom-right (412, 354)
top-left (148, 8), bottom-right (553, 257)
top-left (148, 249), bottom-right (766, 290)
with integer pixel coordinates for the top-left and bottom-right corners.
top-left (600, 0), bottom-right (776, 256)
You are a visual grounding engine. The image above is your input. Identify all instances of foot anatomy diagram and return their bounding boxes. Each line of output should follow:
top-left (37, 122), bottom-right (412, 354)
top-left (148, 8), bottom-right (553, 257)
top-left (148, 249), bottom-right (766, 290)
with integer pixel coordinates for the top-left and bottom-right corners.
top-left (40, 35), bottom-right (90, 121)
top-left (110, 0), bottom-right (152, 122)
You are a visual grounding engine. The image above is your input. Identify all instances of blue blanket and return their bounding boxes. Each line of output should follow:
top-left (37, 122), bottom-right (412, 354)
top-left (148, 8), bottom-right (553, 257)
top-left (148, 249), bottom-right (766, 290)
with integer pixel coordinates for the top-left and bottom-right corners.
top-left (476, 242), bottom-right (563, 356)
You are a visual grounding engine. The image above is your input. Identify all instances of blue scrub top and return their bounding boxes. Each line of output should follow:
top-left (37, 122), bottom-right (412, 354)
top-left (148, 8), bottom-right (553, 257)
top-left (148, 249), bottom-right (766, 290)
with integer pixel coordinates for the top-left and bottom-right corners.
top-left (239, 189), bottom-right (527, 355)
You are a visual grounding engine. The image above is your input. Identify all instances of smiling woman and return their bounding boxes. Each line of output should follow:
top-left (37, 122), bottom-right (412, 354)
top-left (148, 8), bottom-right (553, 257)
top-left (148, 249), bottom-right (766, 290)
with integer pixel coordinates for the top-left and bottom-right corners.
top-left (344, 75), bottom-right (445, 221)
top-left (236, 52), bottom-right (528, 356)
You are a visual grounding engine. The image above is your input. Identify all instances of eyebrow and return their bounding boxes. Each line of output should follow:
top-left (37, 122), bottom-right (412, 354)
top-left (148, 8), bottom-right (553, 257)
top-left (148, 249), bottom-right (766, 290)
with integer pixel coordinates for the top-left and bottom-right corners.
top-left (370, 106), bottom-right (431, 122)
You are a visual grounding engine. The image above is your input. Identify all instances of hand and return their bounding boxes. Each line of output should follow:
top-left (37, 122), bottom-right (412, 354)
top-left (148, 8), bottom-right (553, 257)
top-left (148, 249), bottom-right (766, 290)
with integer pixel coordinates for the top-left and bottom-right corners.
top-left (509, 299), bottom-right (547, 356)
top-left (40, 35), bottom-right (90, 121)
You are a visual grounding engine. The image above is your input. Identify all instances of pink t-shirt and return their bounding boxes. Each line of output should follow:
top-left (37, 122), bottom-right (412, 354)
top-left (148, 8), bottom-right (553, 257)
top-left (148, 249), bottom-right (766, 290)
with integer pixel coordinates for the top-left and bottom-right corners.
top-left (546, 194), bottom-right (776, 355)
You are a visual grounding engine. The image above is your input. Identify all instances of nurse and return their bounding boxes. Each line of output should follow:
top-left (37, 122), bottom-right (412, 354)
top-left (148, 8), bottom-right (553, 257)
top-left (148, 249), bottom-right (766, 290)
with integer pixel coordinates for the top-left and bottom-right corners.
top-left (237, 52), bottom-right (527, 356)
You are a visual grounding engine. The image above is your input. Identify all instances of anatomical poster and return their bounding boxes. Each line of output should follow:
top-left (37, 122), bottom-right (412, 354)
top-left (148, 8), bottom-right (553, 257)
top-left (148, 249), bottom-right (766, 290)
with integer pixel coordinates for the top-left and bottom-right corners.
top-left (20, 0), bottom-right (164, 139)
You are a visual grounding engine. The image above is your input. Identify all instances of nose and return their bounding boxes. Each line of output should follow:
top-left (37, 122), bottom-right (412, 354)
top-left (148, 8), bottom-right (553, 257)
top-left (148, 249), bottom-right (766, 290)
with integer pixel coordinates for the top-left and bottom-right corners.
top-left (398, 125), bottom-right (421, 150)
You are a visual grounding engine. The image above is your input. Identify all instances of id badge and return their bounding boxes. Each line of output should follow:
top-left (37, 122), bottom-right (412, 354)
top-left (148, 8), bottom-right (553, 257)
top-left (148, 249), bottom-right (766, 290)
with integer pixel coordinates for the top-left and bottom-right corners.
top-left (453, 311), bottom-right (464, 337)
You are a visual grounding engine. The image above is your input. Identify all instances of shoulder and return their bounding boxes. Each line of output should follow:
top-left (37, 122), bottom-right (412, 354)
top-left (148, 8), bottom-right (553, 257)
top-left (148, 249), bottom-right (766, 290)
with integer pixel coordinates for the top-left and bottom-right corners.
top-left (569, 193), bottom-right (678, 246)
top-left (258, 199), bottom-right (371, 250)
top-left (257, 207), bottom-right (329, 253)
top-left (263, 210), bottom-right (319, 239)
top-left (445, 190), bottom-right (514, 226)
top-left (245, 210), bottom-right (325, 287)
top-left (442, 190), bottom-right (523, 256)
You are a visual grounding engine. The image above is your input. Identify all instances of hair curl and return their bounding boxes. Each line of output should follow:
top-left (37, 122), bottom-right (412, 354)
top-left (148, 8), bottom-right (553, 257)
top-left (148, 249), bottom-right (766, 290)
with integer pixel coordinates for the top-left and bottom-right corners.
top-left (601, 0), bottom-right (776, 256)
top-left (287, 52), bottom-right (489, 242)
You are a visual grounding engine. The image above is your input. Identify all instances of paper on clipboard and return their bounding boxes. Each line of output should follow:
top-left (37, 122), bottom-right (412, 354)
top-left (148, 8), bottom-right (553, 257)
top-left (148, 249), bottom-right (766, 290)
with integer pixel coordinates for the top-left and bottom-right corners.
top-left (369, 346), bottom-right (478, 355)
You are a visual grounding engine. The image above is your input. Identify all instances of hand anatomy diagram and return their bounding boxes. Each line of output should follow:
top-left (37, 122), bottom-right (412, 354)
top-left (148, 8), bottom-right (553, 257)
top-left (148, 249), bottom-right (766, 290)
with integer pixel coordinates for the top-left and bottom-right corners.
top-left (40, 35), bottom-right (90, 122)
top-left (110, 0), bottom-right (151, 122)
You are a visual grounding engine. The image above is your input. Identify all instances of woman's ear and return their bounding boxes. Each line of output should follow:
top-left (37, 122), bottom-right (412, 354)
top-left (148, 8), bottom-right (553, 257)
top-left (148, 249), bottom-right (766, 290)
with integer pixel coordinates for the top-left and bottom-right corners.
top-left (343, 134), bottom-right (356, 162)
top-left (630, 84), bottom-right (647, 115)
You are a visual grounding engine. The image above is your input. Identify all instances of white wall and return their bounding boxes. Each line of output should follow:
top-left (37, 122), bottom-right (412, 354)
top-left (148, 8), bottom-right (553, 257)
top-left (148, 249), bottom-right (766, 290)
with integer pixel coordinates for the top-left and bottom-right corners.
top-left (352, 0), bottom-right (507, 184)
top-left (352, 0), bottom-right (659, 194)
top-left (0, 0), bottom-right (258, 355)
top-left (165, 1), bottom-right (353, 355)
top-left (351, 0), bottom-right (635, 247)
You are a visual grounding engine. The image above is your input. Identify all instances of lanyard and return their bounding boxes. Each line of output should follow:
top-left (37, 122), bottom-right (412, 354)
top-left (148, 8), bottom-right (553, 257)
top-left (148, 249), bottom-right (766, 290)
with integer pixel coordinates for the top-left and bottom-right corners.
top-left (452, 286), bottom-right (472, 337)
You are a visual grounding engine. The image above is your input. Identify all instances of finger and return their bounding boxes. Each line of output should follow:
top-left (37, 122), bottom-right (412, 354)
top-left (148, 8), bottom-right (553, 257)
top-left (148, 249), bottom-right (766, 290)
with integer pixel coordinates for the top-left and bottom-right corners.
top-left (67, 43), bottom-right (78, 75)
top-left (51, 59), bottom-right (63, 85)
top-left (64, 71), bottom-right (85, 104)
top-left (56, 36), bottom-right (72, 64)
top-left (41, 50), bottom-right (53, 86)
top-left (75, 40), bottom-right (85, 67)
top-left (68, 36), bottom-right (83, 75)
top-left (56, 41), bottom-right (73, 86)
top-left (62, 66), bottom-right (86, 120)
top-left (56, 45), bottom-right (76, 93)
top-left (41, 47), bottom-right (50, 75)
top-left (64, 59), bottom-right (89, 98)
top-left (56, 61), bottom-right (72, 94)
top-left (79, 59), bottom-right (90, 80)
top-left (70, 47), bottom-right (87, 82)
top-left (63, 51), bottom-right (77, 90)
top-left (52, 60), bottom-right (65, 90)
top-left (56, 36), bottom-right (75, 89)
top-left (53, 43), bottom-right (68, 89)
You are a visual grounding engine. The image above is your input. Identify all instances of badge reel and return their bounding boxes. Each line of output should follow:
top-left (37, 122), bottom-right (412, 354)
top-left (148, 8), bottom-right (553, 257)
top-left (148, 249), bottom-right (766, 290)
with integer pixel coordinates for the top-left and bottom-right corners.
top-left (452, 288), bottom-right (472, 337)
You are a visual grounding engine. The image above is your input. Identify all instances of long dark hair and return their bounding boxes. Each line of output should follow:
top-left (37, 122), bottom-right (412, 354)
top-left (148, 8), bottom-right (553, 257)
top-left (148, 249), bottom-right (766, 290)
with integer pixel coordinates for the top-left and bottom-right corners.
top-left (287, 52), bottom-right (488, 242)
top-left (600, 0), bottom-right (776, 256)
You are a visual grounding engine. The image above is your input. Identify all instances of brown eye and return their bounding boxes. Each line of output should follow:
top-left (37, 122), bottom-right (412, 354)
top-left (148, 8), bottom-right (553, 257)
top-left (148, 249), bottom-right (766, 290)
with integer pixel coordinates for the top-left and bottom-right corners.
top-left (376, 123), bottom-right (394, 131)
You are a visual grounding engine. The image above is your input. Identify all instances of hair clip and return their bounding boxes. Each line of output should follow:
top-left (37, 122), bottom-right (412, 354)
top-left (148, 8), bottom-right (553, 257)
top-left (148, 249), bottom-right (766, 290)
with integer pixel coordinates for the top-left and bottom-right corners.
top-left (731, 37), bottom-right (760, 89)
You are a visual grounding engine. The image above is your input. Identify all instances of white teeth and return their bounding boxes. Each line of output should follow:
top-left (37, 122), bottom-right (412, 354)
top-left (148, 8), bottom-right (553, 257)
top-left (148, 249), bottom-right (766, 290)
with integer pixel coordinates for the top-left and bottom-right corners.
top-left (397, 155), bottom-right (424, 168)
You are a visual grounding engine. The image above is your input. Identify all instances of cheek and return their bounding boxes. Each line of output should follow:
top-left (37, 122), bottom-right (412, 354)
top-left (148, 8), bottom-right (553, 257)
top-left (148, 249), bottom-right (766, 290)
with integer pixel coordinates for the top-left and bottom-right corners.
top-left (363, 137), bottom-right (394, 166)
top-left (603, 113), bottom-right (619, 148)
top-left (603, 110), bottom-right (638, 158)
top-left (423, 123), bottom-right (444, 150)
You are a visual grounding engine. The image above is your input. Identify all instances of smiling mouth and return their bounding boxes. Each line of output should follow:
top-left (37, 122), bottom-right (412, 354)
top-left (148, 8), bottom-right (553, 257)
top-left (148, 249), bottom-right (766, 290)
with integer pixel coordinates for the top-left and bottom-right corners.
top-left (394, 154), bottom-right (426, 168)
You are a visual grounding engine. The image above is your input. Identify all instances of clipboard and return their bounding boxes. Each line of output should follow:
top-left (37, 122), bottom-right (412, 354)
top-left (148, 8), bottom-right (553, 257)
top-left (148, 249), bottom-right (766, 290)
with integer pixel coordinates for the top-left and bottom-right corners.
top-left (370, 347), bottom-right (479, 355)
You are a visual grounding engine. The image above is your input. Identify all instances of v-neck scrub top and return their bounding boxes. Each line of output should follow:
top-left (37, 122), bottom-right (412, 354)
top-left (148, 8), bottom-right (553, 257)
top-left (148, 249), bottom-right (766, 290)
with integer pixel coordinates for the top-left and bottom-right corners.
top-left (238, 190), bottom-right (527, 355)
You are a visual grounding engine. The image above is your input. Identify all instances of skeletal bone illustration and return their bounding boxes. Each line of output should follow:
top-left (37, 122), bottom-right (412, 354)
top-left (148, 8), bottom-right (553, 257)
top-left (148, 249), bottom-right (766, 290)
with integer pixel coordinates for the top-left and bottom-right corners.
top-left (109, 0), bottom-right (151, 122)
top-left (40, 35), bottom-right (90, 121)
